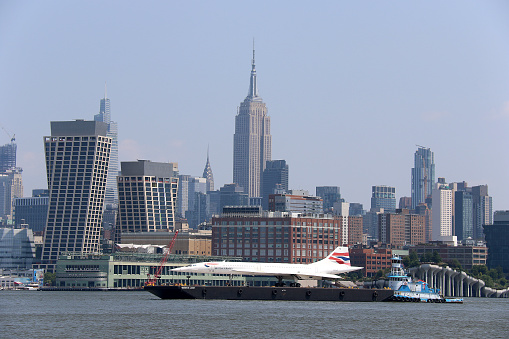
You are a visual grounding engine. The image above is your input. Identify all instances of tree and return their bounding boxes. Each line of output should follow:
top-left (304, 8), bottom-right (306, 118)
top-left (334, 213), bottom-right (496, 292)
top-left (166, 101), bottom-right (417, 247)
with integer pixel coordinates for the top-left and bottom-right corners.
top-left (44, 272), bottom-right (56, 286)
top-left (403, 251), bottom-right (420, 268)
top-left (448, 259), bottom-right (462, 270)
top-left (431, 251), bottom-right (442, 264)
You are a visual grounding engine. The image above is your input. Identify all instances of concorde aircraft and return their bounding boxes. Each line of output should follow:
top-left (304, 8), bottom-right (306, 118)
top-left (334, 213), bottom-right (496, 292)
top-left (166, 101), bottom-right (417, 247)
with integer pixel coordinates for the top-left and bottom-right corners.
top-left (171, 247), bottom-right (362, 286)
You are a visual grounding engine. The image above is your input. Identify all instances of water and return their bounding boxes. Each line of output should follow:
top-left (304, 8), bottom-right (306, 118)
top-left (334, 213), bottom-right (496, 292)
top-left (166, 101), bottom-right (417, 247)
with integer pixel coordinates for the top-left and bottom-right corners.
top-left (1, 290), bottom-right (508, 338)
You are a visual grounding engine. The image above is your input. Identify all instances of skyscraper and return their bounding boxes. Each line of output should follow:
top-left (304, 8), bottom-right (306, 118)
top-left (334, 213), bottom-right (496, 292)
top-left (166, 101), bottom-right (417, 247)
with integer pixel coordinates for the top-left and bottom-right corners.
top-left (472, 185), bottom-right (492, 240)
top-left (94, 86), bottom-right (119, 205)
top-left (202, 147), bottom-right (214, 192)
top-left (0, 140), bottom-right (16, 173)
top-left (455, 190), bottom-right (473, 241)
top-left (371, 185), bottom-right (396, 213)
top-left (0, 168), bottom-right (23, 224)
top-left (411, 146), bottom-right (435, 209)
top-left (431, 182), bottom-right (453, 241)
top-left (316, 186), bottom-right (343, 214)
top-left (117, 160), bottom-right (178, 233)
top-left (40, 120), bottom-right (111, 271)
top-left (233, 47), bottom-right (271, 198)
top-left (262, 160), bottom-right (289, 210)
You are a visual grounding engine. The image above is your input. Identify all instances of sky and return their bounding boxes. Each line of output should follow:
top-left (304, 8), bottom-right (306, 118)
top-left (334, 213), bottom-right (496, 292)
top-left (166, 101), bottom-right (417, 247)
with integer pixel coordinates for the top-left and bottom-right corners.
top-left (1, 0), bottom-right (508, 211)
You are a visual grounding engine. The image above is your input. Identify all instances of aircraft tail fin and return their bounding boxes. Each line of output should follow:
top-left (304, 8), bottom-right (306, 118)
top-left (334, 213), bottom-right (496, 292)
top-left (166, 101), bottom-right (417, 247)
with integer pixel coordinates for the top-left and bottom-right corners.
top-left (312, 246), bottom-right (351, 266)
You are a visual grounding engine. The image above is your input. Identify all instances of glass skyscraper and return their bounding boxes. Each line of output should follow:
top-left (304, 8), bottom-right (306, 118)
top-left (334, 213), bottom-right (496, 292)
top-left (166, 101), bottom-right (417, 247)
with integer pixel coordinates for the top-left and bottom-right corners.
top-left (0, 140), bottom-right (16, 173)
top-left (371, 185), bottom-right (396, 213)
top-left (411, 146), bottom-right (435, 209)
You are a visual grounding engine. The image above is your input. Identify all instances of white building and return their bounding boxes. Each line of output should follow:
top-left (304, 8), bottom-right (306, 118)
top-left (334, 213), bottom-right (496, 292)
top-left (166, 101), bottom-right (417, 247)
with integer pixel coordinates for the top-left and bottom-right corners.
top-left (432, 182), bottom-right (455, 243)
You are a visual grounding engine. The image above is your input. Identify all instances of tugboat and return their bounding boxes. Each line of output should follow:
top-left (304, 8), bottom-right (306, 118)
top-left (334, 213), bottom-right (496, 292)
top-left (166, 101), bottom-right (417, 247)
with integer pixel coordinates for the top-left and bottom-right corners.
top-left (386, 256), bottom-right (462, 303)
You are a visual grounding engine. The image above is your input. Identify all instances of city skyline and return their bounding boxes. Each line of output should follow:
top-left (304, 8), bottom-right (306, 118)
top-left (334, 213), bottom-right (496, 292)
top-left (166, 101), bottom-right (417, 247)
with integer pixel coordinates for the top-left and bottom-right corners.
top-left (1, 1), bottom-right (508, 211)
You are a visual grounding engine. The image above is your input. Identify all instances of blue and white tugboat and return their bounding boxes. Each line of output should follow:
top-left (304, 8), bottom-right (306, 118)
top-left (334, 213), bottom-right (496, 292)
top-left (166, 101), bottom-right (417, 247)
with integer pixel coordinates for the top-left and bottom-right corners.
top-left (386, 256), bottom-right (462, 303)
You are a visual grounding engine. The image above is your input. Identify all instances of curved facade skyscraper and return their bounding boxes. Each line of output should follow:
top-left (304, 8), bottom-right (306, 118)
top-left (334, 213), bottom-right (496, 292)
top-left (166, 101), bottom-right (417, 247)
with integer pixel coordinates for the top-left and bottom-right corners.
top-left (233, 48), bottom-right (271, 198)
top-left (411, 146), bottom-right (435, 209)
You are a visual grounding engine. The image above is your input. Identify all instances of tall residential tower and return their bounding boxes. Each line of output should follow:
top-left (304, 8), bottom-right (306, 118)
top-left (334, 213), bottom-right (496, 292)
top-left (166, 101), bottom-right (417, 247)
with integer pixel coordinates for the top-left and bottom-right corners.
top-left (233, 47), bottom-right (271, 198)
top-left (411, 146), bottom-right (435, 209)
top-left (40, 120), bottom-right (111, 271)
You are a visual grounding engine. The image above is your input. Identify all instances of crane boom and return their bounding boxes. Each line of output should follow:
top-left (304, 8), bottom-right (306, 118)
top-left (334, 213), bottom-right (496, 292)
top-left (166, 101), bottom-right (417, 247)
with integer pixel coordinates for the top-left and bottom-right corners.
top-left (146, 230), bottom-right (179, 286)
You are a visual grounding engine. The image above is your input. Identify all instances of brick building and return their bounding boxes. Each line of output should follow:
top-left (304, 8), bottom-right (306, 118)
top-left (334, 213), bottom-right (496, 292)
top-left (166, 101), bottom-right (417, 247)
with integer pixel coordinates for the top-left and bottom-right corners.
top-left (212, 210), bottom-right (346, 263)
top-left (379, 209), bottom-right (425, 246)
top-left (349, 247), bottom-right (393, 277)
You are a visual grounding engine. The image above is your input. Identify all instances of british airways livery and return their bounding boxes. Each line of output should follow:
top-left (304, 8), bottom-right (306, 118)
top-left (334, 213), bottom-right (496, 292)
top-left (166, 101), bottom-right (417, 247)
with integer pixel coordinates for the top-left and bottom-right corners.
top-left (172, 246), bottom-right (362, 285)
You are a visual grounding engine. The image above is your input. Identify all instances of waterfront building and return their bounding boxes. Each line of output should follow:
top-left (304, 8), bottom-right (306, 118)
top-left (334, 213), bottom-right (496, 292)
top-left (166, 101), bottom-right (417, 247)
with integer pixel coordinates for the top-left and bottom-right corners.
top-left (39, 120), bottom-right (111, 271)
top-left (94, 88), bottom-right (119, 205)
top-left (0, 140), bottom-right (16, 173)
top-left (412, 242), bottom-right (487, 270)
top-left (349, 247), bottom-right (393, 277)
top-left (378, 209), bottom-right (426, 247)
top-left (54, 252), bottom-right (245, 288)
top-left (483, 210), bottom-right (509, 272)
top-left (454, 190), bottom-right (474, 241)
top-left (212, 209), bottom-right (342, 263)
top-left (202, 148), bottom-right (214, 192)
top-left (233, 47), bottom-right (271, 198)
top-left (268, 190), bottom-right (323, 214)
top-left (315, 186), bottom-right (342, 214)
top-left (431, 182), bottom-right (454, 242)
top-left (262, 160), bottom-right (289, 210)
top-left (411, 146), bottom-right (435, 209)
top-left (371, 185), bottom-right (396, 213)
top-left (0, 168), bottom-right (23, 224)
top-left (0, 228), bottom-right (36, 270)
top-left (117, 160), bottom-right (178, 233)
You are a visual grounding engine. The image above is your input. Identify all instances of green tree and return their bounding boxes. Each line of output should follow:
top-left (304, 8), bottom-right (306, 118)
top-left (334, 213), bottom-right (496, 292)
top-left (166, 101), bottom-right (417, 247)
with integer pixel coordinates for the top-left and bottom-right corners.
top-left (421, 252), bottom-right (433, 263)
top-left (448, 259), bottom-right (462, 270)
top-left (403, 251), bottom-right (420, 268)
top-left (431, 251), bottom-right (442, 264)
top-left (44, 272), bottom-right (56, 286)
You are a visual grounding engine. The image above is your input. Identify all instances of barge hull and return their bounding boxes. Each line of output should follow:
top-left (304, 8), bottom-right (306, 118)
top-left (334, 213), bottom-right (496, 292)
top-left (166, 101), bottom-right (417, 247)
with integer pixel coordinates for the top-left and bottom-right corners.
top-left (145, 285), bottom-right (393, 302)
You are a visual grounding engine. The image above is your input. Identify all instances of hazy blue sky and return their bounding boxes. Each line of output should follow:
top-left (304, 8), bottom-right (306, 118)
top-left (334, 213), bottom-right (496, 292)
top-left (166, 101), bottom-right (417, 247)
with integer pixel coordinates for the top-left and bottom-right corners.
top-left (1, 1), bottom-right (508, 211)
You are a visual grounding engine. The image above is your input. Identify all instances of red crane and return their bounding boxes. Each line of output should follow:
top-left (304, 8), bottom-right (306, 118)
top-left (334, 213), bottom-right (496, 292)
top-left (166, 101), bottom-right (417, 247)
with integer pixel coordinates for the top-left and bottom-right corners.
top-left (146, 230), bottom-right (179, 286)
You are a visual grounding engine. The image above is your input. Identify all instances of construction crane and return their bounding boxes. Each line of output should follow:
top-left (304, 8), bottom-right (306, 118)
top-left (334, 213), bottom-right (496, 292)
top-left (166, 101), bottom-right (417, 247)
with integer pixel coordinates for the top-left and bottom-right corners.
top-left (0, 124), bottom-right (15, 142)
top-left (146, 230), bottom-right (179, 286)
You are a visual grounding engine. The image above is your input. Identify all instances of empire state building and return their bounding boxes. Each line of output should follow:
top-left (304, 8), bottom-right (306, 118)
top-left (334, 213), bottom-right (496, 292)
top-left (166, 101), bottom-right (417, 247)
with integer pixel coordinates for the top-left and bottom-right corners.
top-left (233, 48), bottom-right (271, 198)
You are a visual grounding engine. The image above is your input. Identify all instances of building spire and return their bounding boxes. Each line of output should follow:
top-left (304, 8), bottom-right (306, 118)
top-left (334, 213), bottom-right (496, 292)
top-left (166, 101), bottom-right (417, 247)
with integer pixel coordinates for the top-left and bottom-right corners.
top-left (104, 81), bottom-right (107, 99)
top-left (203, 145), bottom-right (214, 192)
top-left (246, 39), bottom-right (260, 101)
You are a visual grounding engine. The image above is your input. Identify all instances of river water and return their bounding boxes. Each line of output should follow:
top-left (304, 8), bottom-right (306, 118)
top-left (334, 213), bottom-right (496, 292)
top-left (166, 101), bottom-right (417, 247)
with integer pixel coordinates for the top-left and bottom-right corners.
top-left (1, 290), bottom-right (508, 338)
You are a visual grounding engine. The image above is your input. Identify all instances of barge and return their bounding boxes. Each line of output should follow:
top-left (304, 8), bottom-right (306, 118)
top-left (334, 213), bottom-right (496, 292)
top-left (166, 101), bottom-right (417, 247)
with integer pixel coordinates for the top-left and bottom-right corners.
top-left (144, 285), bottom-right (393, 302)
